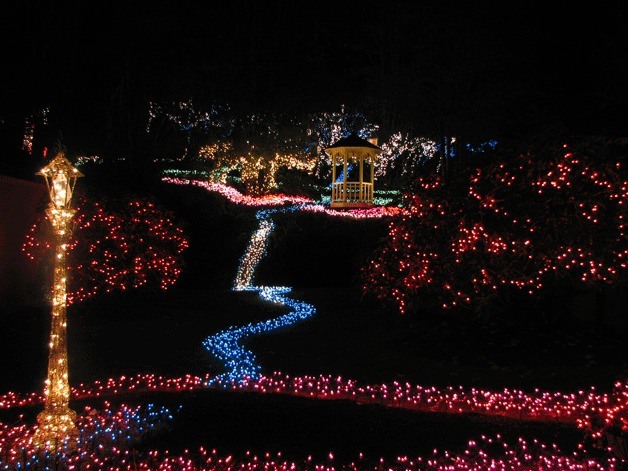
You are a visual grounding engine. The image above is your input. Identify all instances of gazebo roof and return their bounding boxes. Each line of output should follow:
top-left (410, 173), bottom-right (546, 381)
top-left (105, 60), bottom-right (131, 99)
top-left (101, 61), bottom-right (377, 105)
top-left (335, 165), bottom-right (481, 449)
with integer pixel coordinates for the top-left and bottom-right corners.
top-left (326, 133), bottom-right (381, 151)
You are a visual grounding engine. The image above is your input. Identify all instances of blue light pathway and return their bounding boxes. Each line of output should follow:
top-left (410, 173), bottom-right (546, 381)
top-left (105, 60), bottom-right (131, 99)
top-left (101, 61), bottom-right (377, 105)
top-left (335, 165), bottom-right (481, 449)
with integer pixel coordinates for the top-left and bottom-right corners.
top-left (203, 206), bottom-right (316, 384)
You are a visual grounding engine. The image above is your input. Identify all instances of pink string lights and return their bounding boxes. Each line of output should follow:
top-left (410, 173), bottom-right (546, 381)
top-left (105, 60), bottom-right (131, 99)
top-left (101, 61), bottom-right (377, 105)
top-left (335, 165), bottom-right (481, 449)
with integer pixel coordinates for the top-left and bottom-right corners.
top-left (0, 372), bottom-right (625, 469)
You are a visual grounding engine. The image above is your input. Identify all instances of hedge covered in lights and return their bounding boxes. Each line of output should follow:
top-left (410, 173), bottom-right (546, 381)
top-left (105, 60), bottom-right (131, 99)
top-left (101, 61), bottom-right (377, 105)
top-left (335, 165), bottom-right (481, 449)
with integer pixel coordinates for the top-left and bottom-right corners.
top-left (363, 140), bottom-right (627, 315)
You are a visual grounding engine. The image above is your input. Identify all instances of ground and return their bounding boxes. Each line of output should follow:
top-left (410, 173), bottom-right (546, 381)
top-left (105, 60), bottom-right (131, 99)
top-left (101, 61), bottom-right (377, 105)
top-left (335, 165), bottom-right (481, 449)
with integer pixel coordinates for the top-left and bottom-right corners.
top-left (0, 180), bottom-right (626, 465)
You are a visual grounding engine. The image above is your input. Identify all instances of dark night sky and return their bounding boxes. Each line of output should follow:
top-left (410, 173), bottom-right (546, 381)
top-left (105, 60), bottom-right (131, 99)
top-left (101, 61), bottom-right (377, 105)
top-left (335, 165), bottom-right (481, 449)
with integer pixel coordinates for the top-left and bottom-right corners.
top-left (2, 1), bottom-right (628, 152)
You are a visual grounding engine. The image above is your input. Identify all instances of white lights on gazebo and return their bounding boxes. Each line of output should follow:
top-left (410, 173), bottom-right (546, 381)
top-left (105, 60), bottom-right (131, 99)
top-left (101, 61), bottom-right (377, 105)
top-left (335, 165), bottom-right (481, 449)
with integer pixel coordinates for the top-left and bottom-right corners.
top-left (32, 152), bottom-right (83, 450)
top-left (324, 133), bottom-right (381, 208)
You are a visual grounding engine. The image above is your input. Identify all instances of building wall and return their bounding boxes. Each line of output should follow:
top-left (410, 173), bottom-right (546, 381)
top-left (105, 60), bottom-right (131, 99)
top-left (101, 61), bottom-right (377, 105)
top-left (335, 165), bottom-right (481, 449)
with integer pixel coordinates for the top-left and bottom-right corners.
top-left (0, 175), bottom-right (47, 307)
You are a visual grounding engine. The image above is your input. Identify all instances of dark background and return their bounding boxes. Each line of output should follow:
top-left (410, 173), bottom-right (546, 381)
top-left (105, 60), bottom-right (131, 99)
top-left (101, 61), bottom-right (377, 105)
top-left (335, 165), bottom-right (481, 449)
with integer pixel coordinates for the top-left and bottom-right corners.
top-left (2, 1), bottom-right (628, 161)
top-left (2, 6), bottom-right (628, 458)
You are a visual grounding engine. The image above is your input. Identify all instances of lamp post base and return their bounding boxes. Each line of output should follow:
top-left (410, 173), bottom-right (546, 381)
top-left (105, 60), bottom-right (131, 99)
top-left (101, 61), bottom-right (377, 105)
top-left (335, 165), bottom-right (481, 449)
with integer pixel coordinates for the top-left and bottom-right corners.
top-left (32, 409), bottom-right (79, 451)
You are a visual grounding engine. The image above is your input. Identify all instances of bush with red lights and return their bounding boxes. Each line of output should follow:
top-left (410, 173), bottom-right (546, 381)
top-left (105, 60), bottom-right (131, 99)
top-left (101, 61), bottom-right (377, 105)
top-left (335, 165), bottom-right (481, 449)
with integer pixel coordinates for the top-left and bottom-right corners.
top-left (23, 196), bottom-right (189, 304)
top-left (363, 139), bottom-right (627, 315)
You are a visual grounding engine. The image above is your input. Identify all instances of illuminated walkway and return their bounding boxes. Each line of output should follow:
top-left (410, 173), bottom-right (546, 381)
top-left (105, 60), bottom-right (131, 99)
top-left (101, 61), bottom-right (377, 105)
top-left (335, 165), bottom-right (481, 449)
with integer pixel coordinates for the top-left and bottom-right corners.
top-left (204, 206), bottom-right (317, 384)
top-left (159, 177), bottom-right (403, 385)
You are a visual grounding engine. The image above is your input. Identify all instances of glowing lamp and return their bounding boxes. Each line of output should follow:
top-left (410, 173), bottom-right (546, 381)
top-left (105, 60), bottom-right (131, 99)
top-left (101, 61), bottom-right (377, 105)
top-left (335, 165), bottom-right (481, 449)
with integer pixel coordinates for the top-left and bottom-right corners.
top-left (37, 152), bottom-right (83, 210)
top-left (32, 151), bottom-right (82, 450)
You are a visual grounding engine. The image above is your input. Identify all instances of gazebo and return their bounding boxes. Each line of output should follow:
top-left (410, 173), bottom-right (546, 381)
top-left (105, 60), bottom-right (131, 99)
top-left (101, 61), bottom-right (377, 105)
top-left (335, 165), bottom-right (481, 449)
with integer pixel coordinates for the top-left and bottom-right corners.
top-left (325, 133), bottom-right (381, 208)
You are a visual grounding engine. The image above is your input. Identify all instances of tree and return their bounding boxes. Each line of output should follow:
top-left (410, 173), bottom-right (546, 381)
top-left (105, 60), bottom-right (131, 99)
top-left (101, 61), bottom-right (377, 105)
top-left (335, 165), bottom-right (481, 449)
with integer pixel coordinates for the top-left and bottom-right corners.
top-left (195, 113), bottom-right (317, 195)
top-left (363, 138), bottom-right (627, 316)
top-left (307, 106), bottom-right (379, 180)
top-left (23, 196), bottom-right (189, 304)
top-left (147, 99), bottom-right (227, 161)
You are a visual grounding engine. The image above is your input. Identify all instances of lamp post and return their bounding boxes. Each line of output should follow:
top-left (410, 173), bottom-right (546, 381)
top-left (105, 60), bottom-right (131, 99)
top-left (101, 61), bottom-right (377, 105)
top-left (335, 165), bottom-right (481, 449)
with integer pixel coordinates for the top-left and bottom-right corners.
top-left (32, 152), bottom-right (83, 450)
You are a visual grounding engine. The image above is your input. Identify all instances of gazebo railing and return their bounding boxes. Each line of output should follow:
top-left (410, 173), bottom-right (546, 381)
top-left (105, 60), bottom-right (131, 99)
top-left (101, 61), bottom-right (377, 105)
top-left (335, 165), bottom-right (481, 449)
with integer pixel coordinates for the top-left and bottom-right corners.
top-left (332, 181), bottom-right (373, 204)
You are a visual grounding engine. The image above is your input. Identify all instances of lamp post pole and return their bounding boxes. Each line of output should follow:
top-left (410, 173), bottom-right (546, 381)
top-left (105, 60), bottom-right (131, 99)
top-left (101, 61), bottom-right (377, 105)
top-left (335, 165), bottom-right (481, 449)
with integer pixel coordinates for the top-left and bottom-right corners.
top-left (33, 152), bottom-right (83, 450)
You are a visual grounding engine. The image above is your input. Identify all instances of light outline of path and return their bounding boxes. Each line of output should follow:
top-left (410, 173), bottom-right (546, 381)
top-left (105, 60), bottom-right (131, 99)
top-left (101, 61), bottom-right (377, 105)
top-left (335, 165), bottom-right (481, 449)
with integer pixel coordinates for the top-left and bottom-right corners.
top-left (160, 178), bottom-right (401, 386)
top-left (204, 205), bottom-right (317, 385)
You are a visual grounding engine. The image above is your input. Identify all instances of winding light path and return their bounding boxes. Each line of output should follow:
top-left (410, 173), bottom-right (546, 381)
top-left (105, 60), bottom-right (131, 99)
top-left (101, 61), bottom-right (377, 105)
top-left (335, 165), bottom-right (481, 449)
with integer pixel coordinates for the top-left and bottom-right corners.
top-left (161, 177), bottom-right (401, 384)
top-left (203, 199), bottom-right (397, 383)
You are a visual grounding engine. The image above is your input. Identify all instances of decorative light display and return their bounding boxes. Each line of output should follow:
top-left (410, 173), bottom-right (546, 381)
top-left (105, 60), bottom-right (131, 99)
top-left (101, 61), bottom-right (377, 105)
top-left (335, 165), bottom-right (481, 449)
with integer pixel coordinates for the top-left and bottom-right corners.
top-left (169, 169), bottom-right (402, 383)
top-left (147, 99), bottom-right (226, 159)
top-left (235, 151), bottom-right (316, 195)
top-left (23, 197), bottom-right (189, 304)
top-left (1, 373), bottom-right (627, 435)
top-left (149, 103), bottom-right (324, 193)
top-left (32, 152), bottom-right (83, 449)
top-left (204, 286), bottom-right (317, 384)
top-left (151, 105), bottom-right (382, 192)
top-left (164, 145), bottom-right (626, 467)
top-left (377, 132), bottom-right (438, 179)
top-left (378, 135), bottom-right (497, 183)
top-left (3, 147), bottom-right (625, 468)
top-left (234, 213), bottom-right (276, 289)
top-left (309, 105), bottom-right (379, 179)
top-left (21, 108), bottom-right (49, 156)
top-left (162, 177), bottom-right (314, 206)
top-left (0, 426), bottom-right (620, 470)
top-left (197, 141), bottom-right (236, 183)
top-left (466, 139), bottom-right (498, 154)
top-left (0, 372), bottom-right (626, 469)
top-left (205, 194), bottom-right (401, 383)
top-left (0, 402), bottom-right (176, 469)
top-left (152, 105), bottom-right (494, 194)
top-left (147, 100), bottom-right (224, 134)
top-left (162, 168), bottom-right (213, 179)
top-left (197, 143), bottom-right (317, 194)
top-left (320, 189), bottom-right (401, 207)
top-left (201, 204), bottom-right (317, 383)
top-left (301, 203), bottom-right (404, 219)
top-left (75, 154), bottom-right (103, 166)
top-left (22, 119), bottom-right (34, 154)
top-left (364, 143), bottom-right (627, 314)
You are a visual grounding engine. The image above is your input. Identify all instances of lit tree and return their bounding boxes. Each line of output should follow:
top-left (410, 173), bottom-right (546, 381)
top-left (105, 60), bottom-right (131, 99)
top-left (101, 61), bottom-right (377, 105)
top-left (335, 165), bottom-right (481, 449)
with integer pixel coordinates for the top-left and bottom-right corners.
top-left (307, 105), bottom-right (379, 179)
top-left (363, 139), bottom-right (627, 315)
top-left (23, 196), bottom-right (189, 304)
top-left (197, 140), bottom-right (235, 184)
top-left (147, 99), bottom-right (227, 160)
top-left (377, 132), bottom-right (439, 183)
top-left (148, 103), bottom-right (381, 191)
top-left (197, 114), bottom-right (316, 195)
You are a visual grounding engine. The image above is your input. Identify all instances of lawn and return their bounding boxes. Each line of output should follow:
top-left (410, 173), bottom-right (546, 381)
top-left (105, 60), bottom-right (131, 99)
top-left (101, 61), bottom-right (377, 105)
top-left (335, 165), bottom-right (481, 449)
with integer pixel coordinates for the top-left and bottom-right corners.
top-left (0, 180), bottom-right (626, 467)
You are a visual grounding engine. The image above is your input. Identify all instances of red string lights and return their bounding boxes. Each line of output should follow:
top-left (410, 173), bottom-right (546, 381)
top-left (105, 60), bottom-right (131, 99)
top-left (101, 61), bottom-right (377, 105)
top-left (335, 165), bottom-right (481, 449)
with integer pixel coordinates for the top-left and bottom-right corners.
top-left (23, 197), bottom-right (189, 304)
top-left (1, 372), bottom-right (626, 435)
top-left (364, 143), bottom-right (627, 314)
top-left (0, 372), bottom-right (626, 469)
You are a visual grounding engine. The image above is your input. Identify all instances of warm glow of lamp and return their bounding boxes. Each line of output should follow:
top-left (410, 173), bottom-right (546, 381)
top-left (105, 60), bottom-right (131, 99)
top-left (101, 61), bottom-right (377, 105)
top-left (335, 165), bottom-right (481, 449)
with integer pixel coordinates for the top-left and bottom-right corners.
top-left (37, 152), bottom-right (83, 210)
top-left (32, 151), bottom-right (83, 450)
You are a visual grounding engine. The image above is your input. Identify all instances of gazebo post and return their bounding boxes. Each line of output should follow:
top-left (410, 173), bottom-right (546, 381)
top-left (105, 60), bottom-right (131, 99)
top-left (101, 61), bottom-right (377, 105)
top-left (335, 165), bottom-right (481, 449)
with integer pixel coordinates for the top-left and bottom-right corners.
top-left (370, 156), bottom-right (374, 202)
top-left (342, 154), bottom-right (347, 202)
top-left (359, 155), bottom-right (364, 203)
top-left (331, 153), bottom-right (336, 202)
